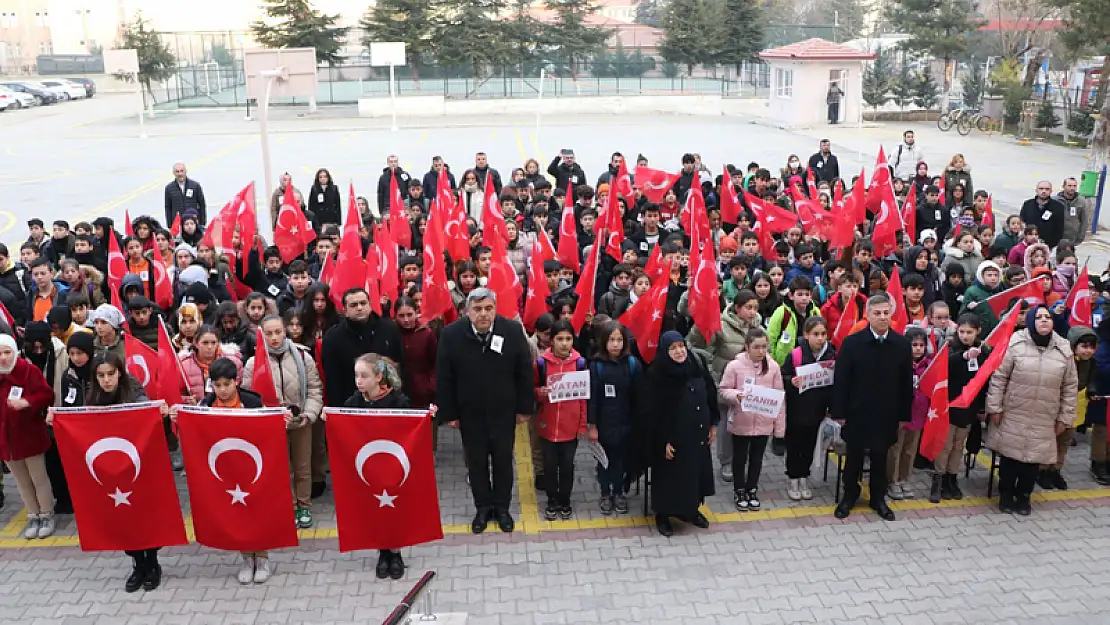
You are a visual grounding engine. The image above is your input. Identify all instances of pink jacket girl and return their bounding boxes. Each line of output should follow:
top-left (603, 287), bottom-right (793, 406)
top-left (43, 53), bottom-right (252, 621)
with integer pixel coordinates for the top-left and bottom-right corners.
top-left (719, 344), bottom-right (787, 438)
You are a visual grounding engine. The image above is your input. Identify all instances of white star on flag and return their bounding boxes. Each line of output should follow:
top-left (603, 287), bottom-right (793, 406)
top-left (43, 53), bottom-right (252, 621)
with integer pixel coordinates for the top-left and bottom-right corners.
top-left (289, 225), bottom-right (298, 236)
top-left (927, 408), bottom-right (937, 421)
top-left (108, 487), bottom-right (132, 507)
top-left (375, 489), bottom-right (398, 508)
top-left (424, 275), bottom-right (434, 287)
top-left (227, 484), bottom-right (250, 505)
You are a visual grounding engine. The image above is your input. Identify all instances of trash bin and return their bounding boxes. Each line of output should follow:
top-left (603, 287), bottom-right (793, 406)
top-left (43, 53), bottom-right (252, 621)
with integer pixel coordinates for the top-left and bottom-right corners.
top-left (1081, 170), bottom-right (1100, 197)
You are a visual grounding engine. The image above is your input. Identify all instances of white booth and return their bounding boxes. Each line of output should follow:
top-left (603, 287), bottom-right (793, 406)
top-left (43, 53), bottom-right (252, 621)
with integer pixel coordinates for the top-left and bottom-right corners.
top-left (758, 38), bottom-right (875, 128)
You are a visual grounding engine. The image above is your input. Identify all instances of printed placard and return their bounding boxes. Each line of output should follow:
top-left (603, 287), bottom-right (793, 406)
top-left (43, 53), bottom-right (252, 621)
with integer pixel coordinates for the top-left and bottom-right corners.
top-left (547, 371), bottom-right (591, 403)
top-left (796, 362), bottom-right (835, 393)
top-left (741, 385), bottom-right (785, 419)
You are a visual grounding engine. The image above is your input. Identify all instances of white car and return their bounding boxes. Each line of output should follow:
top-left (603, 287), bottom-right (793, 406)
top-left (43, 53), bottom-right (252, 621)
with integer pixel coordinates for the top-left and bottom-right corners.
top-left (0, 86), bottom-right (34, 109)
top-left (36, 79), bottom-right (86, 100)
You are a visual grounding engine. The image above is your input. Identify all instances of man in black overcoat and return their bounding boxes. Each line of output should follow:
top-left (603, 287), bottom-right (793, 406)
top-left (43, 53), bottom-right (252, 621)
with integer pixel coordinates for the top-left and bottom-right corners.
top-left (437, 288), bottom-right (535, 534)
top-left (831, 293), bottom-right (914, 521)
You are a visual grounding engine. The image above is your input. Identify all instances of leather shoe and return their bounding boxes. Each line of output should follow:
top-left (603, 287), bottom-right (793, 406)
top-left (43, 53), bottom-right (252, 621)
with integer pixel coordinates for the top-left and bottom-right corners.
top-left (871, 503), bottom-right (896, 521)
top-left (691, 512), bottom-right (710, 529)
top-left (495, 509), bottom-right (515, 533)
top-left (142, 563), bottom-right (162, 591)
top-left (471, 508), bottom-right (492, 534)
top-left (655, 516), bottom-right (674, 537)
top-left (833, 502), bottom-right (852, 519)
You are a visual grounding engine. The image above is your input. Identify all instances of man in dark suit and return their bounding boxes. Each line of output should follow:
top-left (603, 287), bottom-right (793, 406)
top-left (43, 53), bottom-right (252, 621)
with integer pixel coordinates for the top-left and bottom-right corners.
top-left (436, 288), bottom-right (534, 534)
top-left (831, 293), bottom-right (913, 521)
top-left (807, 139), bottom-right (840, 184)
top-left (164, 162), bottom-right (207, 226)
top-left (1019, 180), bottom-right (1068, 249)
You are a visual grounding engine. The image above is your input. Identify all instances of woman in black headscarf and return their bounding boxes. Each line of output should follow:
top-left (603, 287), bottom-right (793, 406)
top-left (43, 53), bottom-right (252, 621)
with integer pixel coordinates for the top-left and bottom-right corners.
top-left (646, 331), bottom-right (719, 536)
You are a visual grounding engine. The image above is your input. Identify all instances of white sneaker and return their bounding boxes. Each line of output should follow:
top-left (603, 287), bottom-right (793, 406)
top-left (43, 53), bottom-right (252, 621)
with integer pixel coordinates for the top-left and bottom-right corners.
top-left (720, 466), bottom-right (734, 482)
top-left (887, 483), bottom-right (905, 501)
top-left (36, 515), bottom-right (55, 539)
top-left (253, 557), bottom-right (272, 584)
top-left (787, 478), bottom-right (802, 501)
top-left (800, 477), bottom-right (813, 500)
top-left (901, 483), bottom-right (916, 499)
top-left (237, 555), bottom-right (255, 584)
top-left (170, 450), bottom-right (184, 471)
top-left (22, 514), bottom-right (40, 540)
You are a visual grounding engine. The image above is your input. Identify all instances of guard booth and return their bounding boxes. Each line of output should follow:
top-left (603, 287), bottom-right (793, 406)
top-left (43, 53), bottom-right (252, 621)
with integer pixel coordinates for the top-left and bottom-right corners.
top-left (758, 38), bottom-right (875, 128)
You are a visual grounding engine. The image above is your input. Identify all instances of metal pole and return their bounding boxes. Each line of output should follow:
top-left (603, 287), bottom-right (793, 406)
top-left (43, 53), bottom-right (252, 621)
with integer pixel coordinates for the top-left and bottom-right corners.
top-left (535, 68), bottom-right (545, 146)
top-left (1094, 165), bottom-right (1108, 235)
top-left (856, 66), bottom-right (862, 163)
top-left (135, 72), bottom-right (146, 139)
top-left (390, 63), bottom-right (398, 132)
top-left (259, 70), bottom-right (282, 237)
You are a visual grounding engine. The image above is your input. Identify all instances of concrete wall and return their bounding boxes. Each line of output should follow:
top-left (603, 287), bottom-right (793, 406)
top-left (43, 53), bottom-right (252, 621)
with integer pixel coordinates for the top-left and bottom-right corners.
top-left (766, 60), bottom-right (865, 129)
top-left (357, 93), bottom-right (731, 118)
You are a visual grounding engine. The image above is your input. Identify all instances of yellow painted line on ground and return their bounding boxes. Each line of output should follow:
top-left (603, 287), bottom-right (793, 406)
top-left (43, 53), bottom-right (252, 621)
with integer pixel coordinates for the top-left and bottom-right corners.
top-left (513, 128), bottom-right (530, 164)
top-left (416, 130), bottom-right (429, 144)
top-left (0, 210), bottom-right (16, 236)
top-left (0, 508), bottom-right (27, 537)
top-left (529, 131), bottom-right (548, 167)
top-left (514, 421), bottom-right (540, 534)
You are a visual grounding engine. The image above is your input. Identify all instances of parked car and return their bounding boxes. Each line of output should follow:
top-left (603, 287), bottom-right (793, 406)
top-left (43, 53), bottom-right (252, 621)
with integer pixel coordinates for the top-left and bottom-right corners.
top-left (36, 79), bottom-right (85, 100)
top-left (65, 77), bottom-right (96, 98)
top-left (0, 82), bottom-right (57, 105)
top-left (0, 90), bottom-right (11, 112)
top-left (0, 86), bottom-right (34, 109)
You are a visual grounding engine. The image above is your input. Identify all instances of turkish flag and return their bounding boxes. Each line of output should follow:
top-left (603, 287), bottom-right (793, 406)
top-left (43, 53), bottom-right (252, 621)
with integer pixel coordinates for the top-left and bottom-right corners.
top-left (985, 280), bottom-right (1044, 318)
top-left (633, 166), bottom-right (680, 203)
top-left (600, 194), bottom-right (625, 261)
top-left (176, 406), bottom-right (299, 552)
top-left (901, 181), bottom-right (917, 240)
top-left (679, 180), bottom-right (710, 244)
top-left (612, 156), bottom-right (634, 204)
top-left (364, 242), bottom-right (383, 316)
top-left (151, 249), bottom-right (173, 310)
top-left (317, 251), bottom-right (335, 291)
top-left (273, 185), bottom-right (315, 264)
top-left (643, 244), bottom-right (666, 283)
top-left (1066, 265), bottom-right (1093, 327)
top-left (744, 189), bottom-right (798, 234)
top-left (388, 175), bottom-right (412, 250)
top-left (159, 317), bottom-right (191, 400)
top-left (443, 172), bottom-right (469, 263)
top-left (556, 188), bottom-right (580, 273)
top-left (249, 328), bottom-right (282, 407)
top-left (887, 268), bottom-right (909, 333)
top-left (375, 223), bottom-right (400, 299)
top-left (918, 344), bottom-right (950, 461)
top-left (523, 240), bottom-right (551, 332)
top-left (124, 333), bottom-right (163, 399)
top-left (744, 192), bottom-right (781, 262)
top-left (124, 209), bottom-right (134, 237)
top-left (420, 202), bottom-right (454, 325)
top-left (571, 243), bottom-right (600, 333)
top-left (324, 408), bottom-right (442, 552)
top-left (806, 168), bottom-right (819, 199)
top-left (981, 195), bottom-right (995, 229)
top-left (218, 198), bottom-right (241, 252)
top-left (948, 306), bottom-right (1020, 409)
top-left (828, 189), bottom-right (857, 251)
top-left (169, 213), bottom-right (182, 238)
top-left (866, 146), bottom-right (892, 216)
top-left (481, 171), bottom-right (508, 248)
top-left (487, 239), bottom-right (522, 318)
top-left (842, 168), bottom-right (867, 226)
top-left (233, 182), bottom-right (258, 250)
top-left (619, 262), bottom-right (670, 362)
top-left (535, 226), bottom-right (557, 264)
top-left (107, 228), bottom-right (126, 312)
top-left (832, 294), bottom-right (859, 348)
top-left (688, 225), bottom-right (722, 338)
top-left (52, 401), bottom-right (187, 551)
top-left (330, 199), bottom-right (368, 311)
top-left (720, 167), bottom-right (743, 224)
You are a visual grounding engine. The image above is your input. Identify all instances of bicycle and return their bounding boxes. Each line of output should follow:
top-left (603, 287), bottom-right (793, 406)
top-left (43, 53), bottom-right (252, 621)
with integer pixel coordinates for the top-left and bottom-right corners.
top-left (937, 107), bottom-right (967, 132)
top-left (957, 109), bottom-right (993, 135)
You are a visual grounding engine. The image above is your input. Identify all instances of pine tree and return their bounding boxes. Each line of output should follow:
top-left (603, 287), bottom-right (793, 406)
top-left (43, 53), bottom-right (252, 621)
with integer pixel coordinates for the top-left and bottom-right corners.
top-left (635, 0), bottom-right (664, 27)
top-left (359, 0), bottom-right (435, 81)
top-left (544, 0), bottom-right (611, 75)
top-left (116, 13), bottom-right (176, 105)
top-left (251, 0), bottom-right (349, 66)
top-left (961, 60), bottom-right (985, 107)
top-left (890, 58), bottom-right (917, 113)
top-left (885, 0), bottom-right (985, 109)
top-left (428, 0), bottom-right (508, 75)
top-left (716, 0), bottom-right (765, 74)
top-left (805, 0), bottom-right (869, 42)
top-left (1035, 98), bottom-right (1061, 131)
top-left (862, 47), bottom-right (893, 109)
top-left (659, 0), bottom-right (726, 75)
top-left (1049, 0), bottom-right (1110, 110)
top-left (914, 69), bottom-right (940, 110)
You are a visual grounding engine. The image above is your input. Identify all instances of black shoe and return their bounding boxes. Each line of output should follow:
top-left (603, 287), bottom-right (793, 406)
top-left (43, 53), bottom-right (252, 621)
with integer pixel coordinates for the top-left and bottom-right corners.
top-left (1049, 469), bottom-right (1068, 490)
top-left (544, 504), bottom-right (558, 521)
top-left (558, 506), bottom-right (572, 520)
top-left (998, 494), bottom-right (1016, 514)
top-left (1036, 469), bottom-right (1055, 490)
top-left (870, 502), bottom-right (896, 521)
top-left (495, 509), bottom-right (515, 533)
top-left (142, 563), bottom-right (161, 591)
top-left (311, 481), bottom-right (327, 499)
top-left (1014, 497), bottom-right (1032, 516)
top-left (125, 563), bottom-right (144, 593)
top-left (691, 512), bottom-right (710, 529)
top-left (376, 550), bottom-right (391, 579)
top-left (939, 473), bottom-right (954, 500)
top-left (388, 552), bottom-right (405, 580)
top-left (1092, 462), bottom-right (1110, 486)
top-left (946, 474), bottom-right (964, 500)
top-left (834, 502), bottom-right (852, 519)
top-left (655, 516), bottom-right (674, 537)
top-left (928, 473), bottom-right (943, 504)
top-left (771, 437), bottom-right (786, 457)
top-left (471, 508), bottom-right (492, 534)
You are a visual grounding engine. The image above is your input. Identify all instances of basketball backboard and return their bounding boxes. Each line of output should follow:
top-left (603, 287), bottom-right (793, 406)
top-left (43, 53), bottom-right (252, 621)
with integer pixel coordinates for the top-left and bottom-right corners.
top-left (370, 42), bottom-right (406, 67)
top-left (103, 49), bottom-right (139, 75)
top-left (244, 47), bottom-right (319, 100)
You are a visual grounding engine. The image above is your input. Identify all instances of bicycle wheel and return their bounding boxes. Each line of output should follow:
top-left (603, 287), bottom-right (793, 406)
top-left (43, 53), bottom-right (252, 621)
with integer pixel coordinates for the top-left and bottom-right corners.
top-left (937, 114), bottom-right (953, 132)
top-left (957, 117), bottom-right (972, 136)
top-left (976, 115), bottom-right (992, 133)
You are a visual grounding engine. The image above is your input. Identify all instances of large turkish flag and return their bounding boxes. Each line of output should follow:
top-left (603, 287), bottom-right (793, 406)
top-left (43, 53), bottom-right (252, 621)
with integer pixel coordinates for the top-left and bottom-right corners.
top-left (324, 408), bottom-right (442, 552)
top-left (52, 402), bottom-right (187, 551)
top-left (176, 406), bottom-right (299, 552)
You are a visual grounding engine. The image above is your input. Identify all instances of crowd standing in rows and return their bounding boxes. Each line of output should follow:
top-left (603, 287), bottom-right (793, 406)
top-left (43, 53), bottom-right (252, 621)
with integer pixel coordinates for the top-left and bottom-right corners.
top-left (0, 132), bottom-right (1099, 588)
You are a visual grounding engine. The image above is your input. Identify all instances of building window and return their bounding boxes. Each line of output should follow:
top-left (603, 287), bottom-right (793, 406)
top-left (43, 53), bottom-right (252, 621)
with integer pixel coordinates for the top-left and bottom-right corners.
top-left (775, 67), bottom-right (793, 98)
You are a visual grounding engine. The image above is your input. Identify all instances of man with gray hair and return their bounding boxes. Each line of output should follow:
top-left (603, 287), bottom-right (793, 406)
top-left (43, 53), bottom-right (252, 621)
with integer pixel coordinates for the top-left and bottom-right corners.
top-left (164, 162), bottom-right (206, 226)
top-left (831, 292), bottom-right (913, 521)
top-left (1019, 180), bottom-right (1067, 248)
top-left (437, 288), bottom-right (535, 534)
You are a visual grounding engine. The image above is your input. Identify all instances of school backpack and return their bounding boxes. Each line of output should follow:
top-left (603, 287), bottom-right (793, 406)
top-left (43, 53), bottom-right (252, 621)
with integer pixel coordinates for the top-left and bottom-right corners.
top-left (536, 356), bottom-right (587, 387)
top-left (589, 357), bottom-right (639, 382)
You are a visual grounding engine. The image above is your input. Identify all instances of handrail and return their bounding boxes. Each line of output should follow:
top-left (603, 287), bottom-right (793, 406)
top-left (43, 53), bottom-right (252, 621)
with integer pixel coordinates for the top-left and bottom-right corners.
top-left (381, 570), bottom-right (437, 625)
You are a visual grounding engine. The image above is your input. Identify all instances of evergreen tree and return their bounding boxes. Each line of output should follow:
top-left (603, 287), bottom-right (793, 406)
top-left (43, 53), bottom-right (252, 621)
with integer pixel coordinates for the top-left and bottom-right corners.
top-left (716, 0), bottom-right (765, 73)
top-left (544, 0), bottom-right (611, 75)
top-left (862, 47), bottom-right (894, 109)
top-left (804, 0), bottom-right (869, 42)
top-left (428, 0), bottom-right (509, 75)
top-left (914, 69), bottom-right (940, 110)
top-left (659, 0), bottom-right (726, 75)
top-left (251, 0), bottom-right (348, 66)
top-left (359, 0), bottom-right (435, 81)
top-left (635, 0), bottom-right (664, 27)
top-left (962, 60), bottom-right (985, 107)
top-left (891, 58), bottom-right (917, 112)
top-left (1049, 0), bottom-right (1110, 110)
top-left (885, 0), bottom-right (985, 109)
top-left (1035, 98), bottom-right (1061, 131)
top-left (208, 43), bottom-right (235, 67)
top-left (116, 13), bottom-right (176, 105)
top-left (504, 0), bottom-right (547, 76)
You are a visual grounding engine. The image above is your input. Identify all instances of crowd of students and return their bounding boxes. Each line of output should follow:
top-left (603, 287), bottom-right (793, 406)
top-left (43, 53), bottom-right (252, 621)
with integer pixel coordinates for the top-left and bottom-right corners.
top-left (0, 137), bottom-right (1101, 584)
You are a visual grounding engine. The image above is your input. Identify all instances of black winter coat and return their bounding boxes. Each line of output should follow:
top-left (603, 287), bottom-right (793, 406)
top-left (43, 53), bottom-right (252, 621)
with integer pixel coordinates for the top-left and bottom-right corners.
top-left (947, 340), bottom-right (990, 427)
top-left (587, 356), bottom-right (645, 433)
top-left (308, 182), bottom-right (342, 227)
top-left (344, 389), bottom-right (410, 409)
top-left (807, 152), bottom-right (840, 183)
top-left (1019, 197), bottom-right (1067, 248)
top-left (547, 156), bottom-right (587, 191)
top-left (781, 342), bottom-right (837, 428)
top-left (831, 328), bottom-right (913, 448)
top-left (376, 167), bottom-right (414, 214)
top-left (165, 178), bottom-right (207, 226)
top-left (199, 388), bottom-right (264, 408)
top-left (435, 316), bottom-right (533, 430)
top-left (58, 367), bottom-right (90, 408)
top-left (322, 315), bottom-right (406, 407)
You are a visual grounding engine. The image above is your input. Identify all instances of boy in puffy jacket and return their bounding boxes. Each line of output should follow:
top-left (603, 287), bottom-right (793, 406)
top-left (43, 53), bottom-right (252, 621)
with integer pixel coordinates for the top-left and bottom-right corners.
top-left (889, 327), bottom-right (931, 501)
top-left (535, 320), bottom-right (587, 521)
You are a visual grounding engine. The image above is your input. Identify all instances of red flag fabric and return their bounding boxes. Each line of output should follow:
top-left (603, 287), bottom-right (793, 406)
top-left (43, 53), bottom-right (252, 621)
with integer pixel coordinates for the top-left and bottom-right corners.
top-left (601, 194), bottom-right (625, 261)
top-left (443, 173), bottom-right (469, 262)
top-left (866, 147), bottom-right (892, 216)
top-left (330, 199), bottom-right (368, 311)
top-left (679, 180), bottom-right (710, 244)
top-left (324, 408), bottom-right (442, 551)
top-left (523, 241), bottom-right (551, 332)
top-left (744, 192), bottom-right (780, 262)
top-left (364, 243), bottom-right (383, 316)
top-left (151, 250), bottom-right (173, 311)
top-left (420, 205), bottom-right (454, 325)
top-left (218, 198), bottom-right (241, 252)
top-left (744, 190), bottom-right (798, 234)
top-left (0, 299), bottom-right (17, 333)
top-left (832, 294), bottom-right (859, 348)
top-left (235, 183), bottom-right (258, 250)
top-left (481, 171), bottom-right (508, 247)
top-left (633, 166), bottom-right (680, 203)
top-left (643, 244), bottom-right (665, 284)
top-left (985, 280), bottom-right (1044, 318)
top-left (535, 227), bottom-right (557, 264)
top-left (273, 185), bottom-right (315, 264)
top-left (375, 223), bottom-right (400, 299)
top-left (688, 224), bottom-right (722, 338)
top-left (981, 195), bottom-right (995, 229)
top-left (806, 169), bottom-right (819, 199)
top-left (159, 318), bottom-right (191, 401)
top-left (250, 328), bottom-right (282, 407)
top-left (556, 193), bottom-right (580, 273)
top-left (52, 401), bottom-right (187, 551)
top-left (107, 229), bottom-right (126, 312)
top-left (828, 192), bottom-right (856, 251)
top-left (487, 239), bottom-right (522, 318)
top-left (869, 155), bottom-right (902, 257)
top-left (619, 260), bottom-right (670, 362)
top-left (388, 174), bottom-right (412, 249)
top-left (918, 344), bottom-right (950, 460)
top-left (124, 209), bottom-right (134, 237)
top-left (843, 169), bottom-right (867, 226)
top-left (901, 181), bottom-right (917, 241)
top-left (887, 268), bottom-right (909, 333)
top-left (720, 167), bottom-right (743, 224)
top-left (571, 244), bottom-right (600, 333)
top-left (124, 333), bottom-right (163, 399)
top-left (1066, 265), bottom-right (1092, 328)
top-left (169, 213), bottom-right (182, 238)
top-left (612, 156), bottom-right (634, 204)
top-left (317, 251), bottom-right (335, 290)
top-left (176, 405), bottom-right (299, 551)
top-left (949, 307), bottom-right (1019, 409)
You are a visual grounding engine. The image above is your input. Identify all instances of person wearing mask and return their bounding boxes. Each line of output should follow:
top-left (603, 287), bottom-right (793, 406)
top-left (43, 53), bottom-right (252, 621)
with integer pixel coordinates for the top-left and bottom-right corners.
top-left (308, 168), bottom-right (341, 228)
top-left (1019, 181), bottom-right (1067, 249)
top-left (892, 130), bottom-right (925, 180)
top-left (986, 304), bottom-right (1078, 515)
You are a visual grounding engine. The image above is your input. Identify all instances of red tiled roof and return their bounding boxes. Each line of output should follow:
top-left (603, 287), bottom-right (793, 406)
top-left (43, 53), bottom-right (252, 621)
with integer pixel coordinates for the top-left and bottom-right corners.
top-left (759, 38), bottom-right (876, 61)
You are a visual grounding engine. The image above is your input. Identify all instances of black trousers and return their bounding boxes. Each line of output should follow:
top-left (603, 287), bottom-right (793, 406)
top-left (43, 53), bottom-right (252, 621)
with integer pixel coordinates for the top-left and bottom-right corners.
top-left (461, 424), bottom-right (515, 512)
top-left (998, 455), bottom-right (1038, 502)
top-left (841, 443), bottom-right (889, 506)
top-left (785, 420), bottom-right (821, 479)
top-left (828, 102), bottom-right (840, 124)
top-left (542, 438), bottom-right (578, 507)
top-left (731, 435), bottom-right (768, 491)
top-left (44, 438), bottom-right (72, 512)
top-left (124, 548), bottom-right (160, 568)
